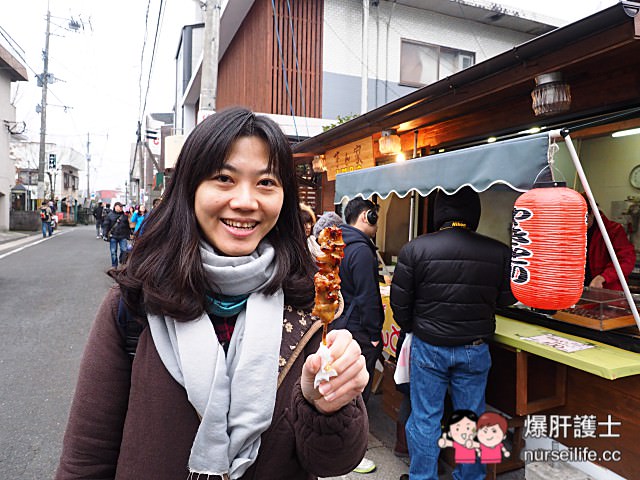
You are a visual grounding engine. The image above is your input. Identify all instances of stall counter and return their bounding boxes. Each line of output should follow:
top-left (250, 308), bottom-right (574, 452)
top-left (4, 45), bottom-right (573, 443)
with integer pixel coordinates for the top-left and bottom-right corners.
top-left (494, 315), bottom-right (640, 380)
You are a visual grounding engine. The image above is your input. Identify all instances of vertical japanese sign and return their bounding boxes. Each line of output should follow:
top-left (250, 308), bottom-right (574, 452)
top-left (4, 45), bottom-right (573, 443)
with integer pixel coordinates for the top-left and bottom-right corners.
top-left (325, 138), bottom-right (375, 181)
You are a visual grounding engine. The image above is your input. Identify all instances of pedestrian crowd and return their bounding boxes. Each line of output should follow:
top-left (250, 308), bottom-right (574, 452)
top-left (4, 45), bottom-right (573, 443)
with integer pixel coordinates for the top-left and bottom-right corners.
top-left (92, 200), bottom-right (155, 268)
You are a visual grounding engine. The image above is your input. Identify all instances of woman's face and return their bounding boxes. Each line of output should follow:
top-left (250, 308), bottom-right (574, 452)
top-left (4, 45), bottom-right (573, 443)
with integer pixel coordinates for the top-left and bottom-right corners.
top-left (139, 205), bottom-right (147, 214)
top-left (194, 136), bottom-right (284, 256)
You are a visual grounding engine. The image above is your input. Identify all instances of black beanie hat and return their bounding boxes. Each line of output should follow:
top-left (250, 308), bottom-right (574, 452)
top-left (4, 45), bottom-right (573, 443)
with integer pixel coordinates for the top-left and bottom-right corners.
top-left (433, 186), bottom-right (481, 231)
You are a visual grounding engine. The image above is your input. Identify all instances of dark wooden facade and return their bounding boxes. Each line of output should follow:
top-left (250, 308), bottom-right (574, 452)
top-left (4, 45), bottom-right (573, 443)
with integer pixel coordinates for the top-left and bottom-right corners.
top-left (217, 0), bottom-right (323, 118)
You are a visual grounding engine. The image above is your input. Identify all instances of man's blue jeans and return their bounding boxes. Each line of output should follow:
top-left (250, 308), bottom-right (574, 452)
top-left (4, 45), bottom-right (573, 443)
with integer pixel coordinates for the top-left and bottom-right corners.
top-left (109, 237), bottom-right (128, 267)
top-left (407, 337), bottom-right (491, 480)
top-left (41, 221), bottom-right (51, 237)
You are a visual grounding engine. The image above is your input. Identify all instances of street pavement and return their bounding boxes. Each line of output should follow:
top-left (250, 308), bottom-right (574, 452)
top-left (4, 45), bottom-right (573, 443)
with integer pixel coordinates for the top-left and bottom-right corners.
top-left (0, 226), bottom-right (114, 477)
top-left (0, 226), bottom-right (524, 479)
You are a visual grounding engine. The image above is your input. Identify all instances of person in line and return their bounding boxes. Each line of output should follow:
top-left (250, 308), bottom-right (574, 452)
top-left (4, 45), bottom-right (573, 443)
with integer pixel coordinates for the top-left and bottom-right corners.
top-left (129, 204), bottom-right (148, 234)
top-left (152, 197), bottom-right (161, 209)
top-left (310, 211), bottom-right (345, 258)
top-left (101, 203), bottom-right (111, 234)
top-left (313, 212), bottom-right (344, 239)
top-left (334, 197), bottom-right (385, 474)
top-left (102, 202), bottom-right (131, 268)
top-left (93, 201), bottom-right (104, 238)
top-left (390, 187), bottom-right (516, 480)
top-left (299, 203), bottom-right (319, 256)
top-left (39, 201), bottom-right (53, 238)
top-left (583, 193), bottom-right (636, 290)
top-left (55, 107), bottom-right (369, 480)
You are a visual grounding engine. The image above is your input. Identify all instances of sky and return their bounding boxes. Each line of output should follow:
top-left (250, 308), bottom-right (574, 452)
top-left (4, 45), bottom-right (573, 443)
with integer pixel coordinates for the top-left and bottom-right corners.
top-left (0, 0), bottom-right (618, 192)
top-left (1, 0), bottom-right (199, 192)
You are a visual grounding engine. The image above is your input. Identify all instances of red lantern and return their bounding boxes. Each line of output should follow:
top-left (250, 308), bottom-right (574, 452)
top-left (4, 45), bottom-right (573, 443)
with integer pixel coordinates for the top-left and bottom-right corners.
top-left (511, 184), bottom-right (587, 310)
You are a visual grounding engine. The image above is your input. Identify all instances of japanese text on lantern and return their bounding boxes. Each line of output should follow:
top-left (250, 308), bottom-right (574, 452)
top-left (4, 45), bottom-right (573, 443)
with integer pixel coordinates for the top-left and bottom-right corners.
top-left (325, 138), bottom-right (375, 181)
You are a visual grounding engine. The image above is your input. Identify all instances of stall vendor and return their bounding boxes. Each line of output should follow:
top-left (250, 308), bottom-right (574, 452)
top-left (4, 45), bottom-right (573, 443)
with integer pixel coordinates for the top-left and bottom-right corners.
top-left (584, 193), bottom-right (636, 291)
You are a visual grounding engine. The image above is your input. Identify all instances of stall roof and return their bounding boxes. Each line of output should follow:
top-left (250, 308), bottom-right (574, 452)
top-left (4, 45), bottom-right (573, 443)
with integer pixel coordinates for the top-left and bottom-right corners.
top-left (334, 132), bottom-right (550, 204)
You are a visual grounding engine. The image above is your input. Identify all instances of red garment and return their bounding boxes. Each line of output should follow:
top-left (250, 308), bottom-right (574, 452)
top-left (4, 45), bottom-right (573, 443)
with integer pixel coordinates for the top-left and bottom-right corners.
top-left (588, 212), bottom-right (636, 291)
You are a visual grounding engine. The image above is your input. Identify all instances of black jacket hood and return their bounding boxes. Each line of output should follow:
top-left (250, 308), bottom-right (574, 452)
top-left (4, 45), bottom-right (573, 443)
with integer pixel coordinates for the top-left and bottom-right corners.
top-left (433, 187), bottom-right (481, 231)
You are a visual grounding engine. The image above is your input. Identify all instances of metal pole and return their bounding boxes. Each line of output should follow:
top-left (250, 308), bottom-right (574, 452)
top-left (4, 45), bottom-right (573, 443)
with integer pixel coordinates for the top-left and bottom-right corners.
top-left (86, 132), bottom-right (91, 202)
top-left (360, 0), bottom-right (369, 115)
top-left (37, 6), bottom-right (51, 203)
top-left (556, 129), bottom-right (640, 329)
top-left (199, 0), bottom-right (221, 120)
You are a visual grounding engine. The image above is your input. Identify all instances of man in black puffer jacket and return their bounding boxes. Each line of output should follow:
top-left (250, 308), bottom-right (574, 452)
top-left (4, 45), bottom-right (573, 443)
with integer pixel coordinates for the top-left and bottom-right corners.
top-left (102, 202), bottom-right (131, 268)
top-left (390, 187), bottom-right (515, 480)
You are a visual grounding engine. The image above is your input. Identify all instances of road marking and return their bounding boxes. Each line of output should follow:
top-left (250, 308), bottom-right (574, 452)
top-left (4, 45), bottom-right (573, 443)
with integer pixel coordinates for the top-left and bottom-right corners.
top-left (0, 230), bottom-right (72, 260)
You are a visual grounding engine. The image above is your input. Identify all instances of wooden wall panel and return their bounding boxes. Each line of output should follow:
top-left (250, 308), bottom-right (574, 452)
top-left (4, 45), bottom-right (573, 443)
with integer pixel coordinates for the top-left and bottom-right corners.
top-left (217, 0), bottom-right (272, 112)
top-left (271, 0), bottom-right (323, 117)
top-left (217, 0), bottom-right (323, 117)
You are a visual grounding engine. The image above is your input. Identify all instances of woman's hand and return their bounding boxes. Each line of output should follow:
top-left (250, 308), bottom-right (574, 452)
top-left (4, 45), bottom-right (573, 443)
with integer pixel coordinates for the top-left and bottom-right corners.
top-left (301, 329), bottom-right (368, 414)
top-left (590, 274), bottom-right (605, 289)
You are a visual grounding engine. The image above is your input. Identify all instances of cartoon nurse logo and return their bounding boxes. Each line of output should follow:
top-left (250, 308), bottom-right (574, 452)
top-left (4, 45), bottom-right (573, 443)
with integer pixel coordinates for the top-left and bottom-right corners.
top-left (437, 410), bottom-right (478, 464)
top-left (438, 410), bottom-right (511, 464)
top-left (475, 412), bottom-right (511, 463)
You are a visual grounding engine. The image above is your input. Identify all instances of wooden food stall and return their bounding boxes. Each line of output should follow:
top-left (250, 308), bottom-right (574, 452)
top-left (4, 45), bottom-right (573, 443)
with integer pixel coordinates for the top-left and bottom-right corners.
top-left (292, 4), bottom-right (640, 478)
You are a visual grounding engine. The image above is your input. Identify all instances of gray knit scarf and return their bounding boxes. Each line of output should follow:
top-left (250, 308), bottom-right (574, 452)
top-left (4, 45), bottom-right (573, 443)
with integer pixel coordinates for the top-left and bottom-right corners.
top-left (148, 241), bottom-right (283, 479)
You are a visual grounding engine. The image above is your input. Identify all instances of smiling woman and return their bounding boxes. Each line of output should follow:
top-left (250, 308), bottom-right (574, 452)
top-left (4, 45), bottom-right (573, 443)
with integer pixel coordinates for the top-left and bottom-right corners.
top-left (194, 136), bottom-right (284, 257)
top-left (55, 107), bottom-right (370, 480)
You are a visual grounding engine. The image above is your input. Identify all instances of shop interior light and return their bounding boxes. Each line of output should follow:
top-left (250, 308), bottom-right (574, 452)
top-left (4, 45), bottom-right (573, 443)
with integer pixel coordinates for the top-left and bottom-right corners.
top-left (517, 126), bottom-right (542, 135)
top-left (395, 152), bottom-right (406, 162)
top-left (379, 129), bottom-right (402, 155)
top-left (612, 127), bottom-right (640, 138)
top-left (531, 72), bottom-right (571, 116)
top-left (311, 155), bottom-right (326, 173)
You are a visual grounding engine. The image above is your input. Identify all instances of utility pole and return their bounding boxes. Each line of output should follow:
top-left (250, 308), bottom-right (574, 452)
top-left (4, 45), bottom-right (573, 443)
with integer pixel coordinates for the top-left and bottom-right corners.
top-left (86, 133), bottom-right (91, 202)
top-left (37, 7), bottom-right (51, 203)
top-left (198, 0), bottom-right (221, 122)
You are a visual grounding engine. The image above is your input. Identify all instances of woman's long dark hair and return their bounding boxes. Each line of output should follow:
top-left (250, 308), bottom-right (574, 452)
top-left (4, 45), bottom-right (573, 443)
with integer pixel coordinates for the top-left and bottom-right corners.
top-left (113, 107), bottom-right (315, 321)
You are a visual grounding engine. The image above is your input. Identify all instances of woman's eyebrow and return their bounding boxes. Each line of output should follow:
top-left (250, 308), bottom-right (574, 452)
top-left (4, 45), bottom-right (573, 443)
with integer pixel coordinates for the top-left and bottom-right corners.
top-left (219, 164), bottom-right (275, 176)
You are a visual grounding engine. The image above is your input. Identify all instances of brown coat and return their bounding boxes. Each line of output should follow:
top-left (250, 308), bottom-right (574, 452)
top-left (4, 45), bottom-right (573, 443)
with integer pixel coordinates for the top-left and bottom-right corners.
top-left (56, 287), bottom-right (368, 479)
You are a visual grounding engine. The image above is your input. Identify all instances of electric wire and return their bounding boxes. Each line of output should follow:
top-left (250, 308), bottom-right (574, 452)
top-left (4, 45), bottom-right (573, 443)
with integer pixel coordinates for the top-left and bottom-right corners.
top-left (323, 19), bottom-right (405, 102)
top-left (270, 0), bottom-right (299, 140)
top-left (284, 0), bottom-right (310, 137)
top-left (140, 0), bottom-right (166, 124)
top-left (138, 0), bottom-right (152, 122)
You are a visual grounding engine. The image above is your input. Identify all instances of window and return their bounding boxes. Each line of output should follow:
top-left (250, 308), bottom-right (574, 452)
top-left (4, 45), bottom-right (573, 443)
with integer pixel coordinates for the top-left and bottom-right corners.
top-left (400, 39), bottom-right (475, 88)
top-left (18, 169), bottom-right (38, 185)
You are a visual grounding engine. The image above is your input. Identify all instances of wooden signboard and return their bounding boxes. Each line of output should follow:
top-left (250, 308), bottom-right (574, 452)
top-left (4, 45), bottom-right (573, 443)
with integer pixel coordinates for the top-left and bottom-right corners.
top-left (324, 138), bottom-right (375, 181)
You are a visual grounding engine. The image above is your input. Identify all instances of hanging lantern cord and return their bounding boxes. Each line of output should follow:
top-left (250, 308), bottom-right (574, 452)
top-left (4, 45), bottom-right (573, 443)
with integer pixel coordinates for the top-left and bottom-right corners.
top-left (532, 138), bottom-right (565, 185)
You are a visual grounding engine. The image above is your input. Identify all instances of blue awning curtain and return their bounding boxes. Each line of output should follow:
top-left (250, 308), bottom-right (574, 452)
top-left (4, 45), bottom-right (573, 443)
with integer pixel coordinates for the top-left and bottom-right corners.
top-left (334, 132), bottom-right (552, 204)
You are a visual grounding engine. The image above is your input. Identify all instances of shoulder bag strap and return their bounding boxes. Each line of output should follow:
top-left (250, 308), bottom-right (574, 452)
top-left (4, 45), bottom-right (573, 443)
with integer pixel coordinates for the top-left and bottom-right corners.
top-left (277, 319), bottom-right (323, 388)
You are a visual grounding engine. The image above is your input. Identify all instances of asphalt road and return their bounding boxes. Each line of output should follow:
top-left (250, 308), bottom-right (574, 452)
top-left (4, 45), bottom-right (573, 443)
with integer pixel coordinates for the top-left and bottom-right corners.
top-left (0, 225), bottom-right (114, 477)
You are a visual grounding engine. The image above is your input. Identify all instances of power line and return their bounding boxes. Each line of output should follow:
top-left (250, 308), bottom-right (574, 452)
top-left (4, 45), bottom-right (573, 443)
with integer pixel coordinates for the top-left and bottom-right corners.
top-left (140, 0), bottom-right (166, 123)
top-left (138, 0), bottom-right (152, 121)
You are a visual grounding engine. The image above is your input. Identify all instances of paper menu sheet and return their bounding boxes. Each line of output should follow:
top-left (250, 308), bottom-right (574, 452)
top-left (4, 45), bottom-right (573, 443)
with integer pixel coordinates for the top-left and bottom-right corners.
top-left (520, 333), bottom-right (596, 353)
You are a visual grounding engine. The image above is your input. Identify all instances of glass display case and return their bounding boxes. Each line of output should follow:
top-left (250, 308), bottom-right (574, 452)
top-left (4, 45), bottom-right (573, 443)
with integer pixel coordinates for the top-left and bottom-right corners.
top-left (553, 287), bottom-right (639, 331)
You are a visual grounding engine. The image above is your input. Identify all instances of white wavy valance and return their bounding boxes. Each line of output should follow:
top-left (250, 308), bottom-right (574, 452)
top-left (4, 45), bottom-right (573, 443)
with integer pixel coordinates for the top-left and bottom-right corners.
top-left (334, 132), bottom-right (551, 203)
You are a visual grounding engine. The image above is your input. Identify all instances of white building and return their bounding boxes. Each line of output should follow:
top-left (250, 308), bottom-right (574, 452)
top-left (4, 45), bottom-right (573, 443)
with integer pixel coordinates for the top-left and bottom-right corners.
top-left (0, 44), bottom-right (28, 230)
top-left (10, 141), bottom-right (84, 209)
